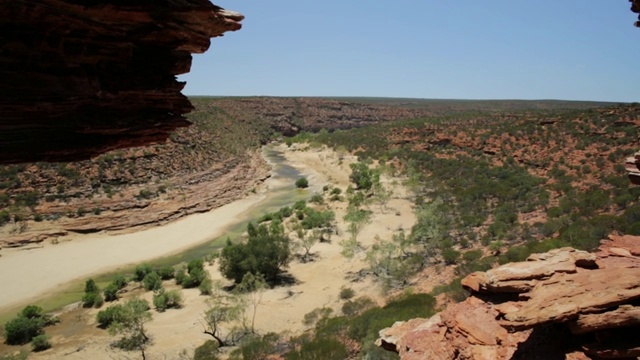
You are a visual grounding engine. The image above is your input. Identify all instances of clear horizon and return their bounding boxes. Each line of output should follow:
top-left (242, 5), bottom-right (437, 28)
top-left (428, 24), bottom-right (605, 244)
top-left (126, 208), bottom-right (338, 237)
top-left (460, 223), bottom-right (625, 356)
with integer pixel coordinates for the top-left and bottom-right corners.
top-left (181, 1), bottom-right (640, 103)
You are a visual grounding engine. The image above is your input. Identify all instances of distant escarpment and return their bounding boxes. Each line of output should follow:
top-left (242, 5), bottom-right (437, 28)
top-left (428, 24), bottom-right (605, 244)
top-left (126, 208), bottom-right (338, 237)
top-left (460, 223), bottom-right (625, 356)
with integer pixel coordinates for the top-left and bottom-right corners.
top-left (0, 0), bottom-right (243, 164)
top-left (0, 97), bottom-right (441, 246)
top-left (378, 234), bottom-right (640, 359)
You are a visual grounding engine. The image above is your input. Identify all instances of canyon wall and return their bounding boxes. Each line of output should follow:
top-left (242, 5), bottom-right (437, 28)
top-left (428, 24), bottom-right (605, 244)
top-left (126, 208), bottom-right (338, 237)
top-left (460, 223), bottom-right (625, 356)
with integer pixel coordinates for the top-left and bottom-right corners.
top-left (0, 0), bottom-right (242, 163)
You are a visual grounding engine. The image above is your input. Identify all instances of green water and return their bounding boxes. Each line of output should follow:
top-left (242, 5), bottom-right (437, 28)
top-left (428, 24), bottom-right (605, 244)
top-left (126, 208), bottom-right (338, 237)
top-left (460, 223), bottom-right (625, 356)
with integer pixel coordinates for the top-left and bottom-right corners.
top-left (0, 145), bottom-right (315, 321)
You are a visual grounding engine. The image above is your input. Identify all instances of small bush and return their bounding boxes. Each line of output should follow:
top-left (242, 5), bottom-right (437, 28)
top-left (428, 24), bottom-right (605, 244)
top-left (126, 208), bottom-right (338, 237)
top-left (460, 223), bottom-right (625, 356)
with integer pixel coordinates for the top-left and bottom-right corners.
top-left (113, 274), bottom-right (128, 289)
top-left (295, 177), bottom-right (309, 189)
top-left (143, 272), bottom-right (162, 291)
top-left (341, 296), bottom-right (376, 317)
top-left (199, 276), bottom-right (213, 295)
top-left (103, 284), bottom-right (119, 302)
top-left (153, 288), bottom-right (183, 312)
top-left (232, 333), bottom-right (279, 360)
top-left (339, 287), bottom-right (355, 301)
top-left (175, 267), bottom-right (187, 285)
top-left (157, 266), bottom-right (175, 280)
top-left (193, 339), bottom-right (220, 360)
top-left (309, 194), bottom-right (324, 204)
top-left (31, 334), bottom-right (51, 352)
top-left (285, 335), bottom-right (348, 360)
top-left (96, 304), bottom-right (126, 328)
top-left (133, 263), bottom-right (153, 282)
top-left (442, 248), bottom-right (460, 265)
top-left (82, 291), bottom-right (103, 308)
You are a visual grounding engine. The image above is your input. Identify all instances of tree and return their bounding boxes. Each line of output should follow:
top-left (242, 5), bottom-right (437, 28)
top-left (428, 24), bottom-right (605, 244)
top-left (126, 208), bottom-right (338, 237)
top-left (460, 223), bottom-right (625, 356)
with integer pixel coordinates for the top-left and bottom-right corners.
top-left (349, 162), bottom-right (374, 190)
top-left (343, 206), bottom-right (371, 243)
top-left (372, 173), bottom-right (392, 212)
top-left (295, 177), bottom-right (309, 189)
top-left (220, 221), bottom-right (291, 283)
top-left (201, 284), bottom-right (245, 348)
top-left (291, 221), bottom-right (320, 263)
top-left (107, 298), bottom-right (152, 359)
top-left (235, 273), bottom-right (268, 334)
top-left (82, 279), bottom-right (103, 308)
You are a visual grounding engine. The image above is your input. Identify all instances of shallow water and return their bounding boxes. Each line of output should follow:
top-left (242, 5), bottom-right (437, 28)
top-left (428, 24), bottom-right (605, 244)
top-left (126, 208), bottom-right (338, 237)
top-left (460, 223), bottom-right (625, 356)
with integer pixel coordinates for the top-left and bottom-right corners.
top-left (147, 145), bottom-right (311, 267)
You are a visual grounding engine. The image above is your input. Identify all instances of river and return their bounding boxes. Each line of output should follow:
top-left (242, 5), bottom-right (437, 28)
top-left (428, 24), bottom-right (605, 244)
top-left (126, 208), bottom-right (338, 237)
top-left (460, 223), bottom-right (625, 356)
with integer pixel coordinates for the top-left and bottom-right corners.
top-left (0, 145), bottom-right (312, 320)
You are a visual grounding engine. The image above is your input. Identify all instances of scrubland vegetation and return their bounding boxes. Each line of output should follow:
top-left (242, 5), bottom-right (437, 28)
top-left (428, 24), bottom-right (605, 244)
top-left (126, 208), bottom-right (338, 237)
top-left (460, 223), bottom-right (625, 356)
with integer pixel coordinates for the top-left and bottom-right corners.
top-left (3, 101), bottom-right (639, 359)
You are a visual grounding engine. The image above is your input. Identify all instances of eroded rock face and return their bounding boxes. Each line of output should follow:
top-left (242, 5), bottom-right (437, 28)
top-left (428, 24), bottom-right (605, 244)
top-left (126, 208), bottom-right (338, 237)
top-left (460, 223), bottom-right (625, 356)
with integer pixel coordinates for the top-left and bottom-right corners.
top-left (0, 0), bottom-right (242, 163)
top-left (378, 235), bottom-right (640, 359)
top-left (625, 152), bottom-right (640, 184)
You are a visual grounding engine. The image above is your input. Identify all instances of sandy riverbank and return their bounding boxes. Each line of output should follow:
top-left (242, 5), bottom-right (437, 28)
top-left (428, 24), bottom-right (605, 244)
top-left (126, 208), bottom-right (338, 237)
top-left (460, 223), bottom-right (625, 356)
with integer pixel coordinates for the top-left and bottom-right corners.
top-left (8, 143), bottom-right (417, 360)
top-left (0, 148), bottom-right (296, 314)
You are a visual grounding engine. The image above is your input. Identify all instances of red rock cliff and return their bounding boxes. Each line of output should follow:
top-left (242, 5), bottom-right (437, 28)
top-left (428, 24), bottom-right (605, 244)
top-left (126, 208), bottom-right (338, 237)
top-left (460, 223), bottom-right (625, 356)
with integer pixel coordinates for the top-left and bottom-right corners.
top-left (0, 0), bottom-right (242, 163)
top-left (378, 235), bottom-right (640, 359)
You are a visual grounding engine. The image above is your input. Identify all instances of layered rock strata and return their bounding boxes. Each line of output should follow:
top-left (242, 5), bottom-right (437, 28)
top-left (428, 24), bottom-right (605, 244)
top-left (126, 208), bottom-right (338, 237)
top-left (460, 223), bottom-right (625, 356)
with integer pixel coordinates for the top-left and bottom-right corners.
top-left (0, 1), bottom-right (242, 163)
top-left (378, 235), bottom-right (640, 359)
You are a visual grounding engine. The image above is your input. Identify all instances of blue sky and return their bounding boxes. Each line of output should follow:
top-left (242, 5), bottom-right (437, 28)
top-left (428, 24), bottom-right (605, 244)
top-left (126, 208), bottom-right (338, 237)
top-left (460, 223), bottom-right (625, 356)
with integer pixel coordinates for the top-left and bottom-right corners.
top-left (181, 1), bottom-right (640, 102)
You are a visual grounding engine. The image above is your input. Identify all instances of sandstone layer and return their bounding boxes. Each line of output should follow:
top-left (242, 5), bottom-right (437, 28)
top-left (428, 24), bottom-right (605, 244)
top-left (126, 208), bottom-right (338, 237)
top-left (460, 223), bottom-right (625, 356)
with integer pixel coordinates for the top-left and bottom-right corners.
top-left (378, 235), bottom-right (640, 359)
top-left (0, 0), bottom-right (242, 163)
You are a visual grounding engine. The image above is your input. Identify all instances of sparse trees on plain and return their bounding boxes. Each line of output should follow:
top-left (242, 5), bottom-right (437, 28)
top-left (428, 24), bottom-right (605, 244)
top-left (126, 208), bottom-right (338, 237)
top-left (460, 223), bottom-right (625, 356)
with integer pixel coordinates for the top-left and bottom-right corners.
top-left (106, 298), bottom-right (152, 359)
top-left (201, 283), bottom-right (245, 348)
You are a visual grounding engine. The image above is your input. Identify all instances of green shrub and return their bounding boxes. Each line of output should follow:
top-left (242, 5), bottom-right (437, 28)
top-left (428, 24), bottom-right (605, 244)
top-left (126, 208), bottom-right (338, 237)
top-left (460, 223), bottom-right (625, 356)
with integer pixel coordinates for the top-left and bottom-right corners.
top-left (82, 280), bottom-right (103, 308)
top-left (193, 339), bottom-right (220, 360)
top-left (295, 177), bottom-right (309, 188)
top-left (143, 272), bottom-right (162, 291)
top-left (5, 316), bottom-right (42, 345)
top-left (175, 267), bottom-right (187, 285)
top-left (231, 333), bottom-right (279, 360)
top-left (309, 194), bottom-right (324, 204)
top-left (84, 279), bottom-right (99, 294)
top-left (153, 288), bottom-right (183, 312)
top-left (133, 263), bottom-right (153, 282)
top-left (103, 284), bottom-right (119, 302)
top-left (442, 248), bottom-right (460, 265)
top-left (462, 249), bottom-right (483, 263)
top-left (220, 221), bottom-right (292, 283)
top-left (96, 304), bottom-right (126, 328)
top-left (199, 276), bottom-right (213, 295)
top-left (285, 335), bottom-right (347, 360)
top-left (339, 287), bottom-right (355, 301)
top-left (341, 297), bottom-right (375, 317)
top-left (113, 274), bottom-right (128, 289)
top-left (4, 306), bottom-right (56, 345)
top-left (157, 266), bottom-right (175, 280)
top-left (31, 334), bottom-right (51, 352)
top-left (82, 291), bottom-right (104, 308)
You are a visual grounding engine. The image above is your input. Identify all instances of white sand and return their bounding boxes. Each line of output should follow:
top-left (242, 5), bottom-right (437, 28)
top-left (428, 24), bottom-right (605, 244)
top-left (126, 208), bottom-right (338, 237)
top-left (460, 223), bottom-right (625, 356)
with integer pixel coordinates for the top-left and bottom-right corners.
top-left (20, 144), bottom-right (417, 360)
